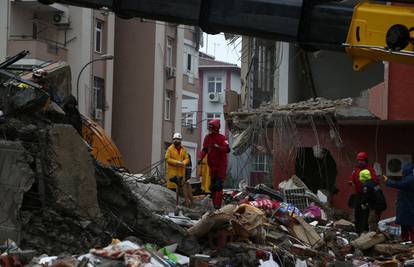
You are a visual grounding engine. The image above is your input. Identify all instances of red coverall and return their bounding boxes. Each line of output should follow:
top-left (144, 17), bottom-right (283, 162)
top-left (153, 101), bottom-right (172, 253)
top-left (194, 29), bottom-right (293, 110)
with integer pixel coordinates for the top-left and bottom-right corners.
top-left (200, 132), bottom-right (230, 208)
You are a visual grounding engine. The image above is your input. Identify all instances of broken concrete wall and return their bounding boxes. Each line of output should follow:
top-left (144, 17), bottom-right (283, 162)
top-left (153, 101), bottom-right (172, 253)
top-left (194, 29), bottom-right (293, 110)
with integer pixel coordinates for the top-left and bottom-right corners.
top-left (49, 124), bottom-right (101, 219)
top-left (0, 141), bottom-right (34, 243)
top-left (96, 166), bottom-right (201, 255)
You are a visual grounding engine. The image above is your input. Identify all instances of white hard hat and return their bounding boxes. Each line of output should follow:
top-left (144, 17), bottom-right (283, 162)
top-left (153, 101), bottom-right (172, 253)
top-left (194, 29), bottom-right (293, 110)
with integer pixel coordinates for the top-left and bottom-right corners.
top-left (32, 68), bottom-right (47, 78)
top-left (173, 133), bottom-right (182, 140)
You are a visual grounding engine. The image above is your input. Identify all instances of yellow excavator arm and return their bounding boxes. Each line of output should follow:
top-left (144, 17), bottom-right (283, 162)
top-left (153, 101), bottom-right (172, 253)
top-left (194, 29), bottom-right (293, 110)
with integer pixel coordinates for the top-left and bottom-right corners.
top-left (345, 2), bottom-right (414, 70)
top-left (81, 115), bottom-right (124, 169)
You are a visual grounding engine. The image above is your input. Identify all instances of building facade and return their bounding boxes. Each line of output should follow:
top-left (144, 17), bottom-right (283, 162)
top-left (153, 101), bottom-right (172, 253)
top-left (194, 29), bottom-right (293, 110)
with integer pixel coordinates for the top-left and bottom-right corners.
top-left (0, 0), bottom-right (115, 133)
top-left (112, 19), bottom-right (202, 175)
top-left (198, 52), bottom-right (246, 186)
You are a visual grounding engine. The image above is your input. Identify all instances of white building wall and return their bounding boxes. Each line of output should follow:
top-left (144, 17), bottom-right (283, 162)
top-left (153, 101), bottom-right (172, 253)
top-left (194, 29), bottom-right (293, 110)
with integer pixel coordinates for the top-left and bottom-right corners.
top-left (66, 6), bottom-right (93, 115)
top-left (151, 22), bottom-right (166, 165)
top-left (104, 13), bottom-right (115, 136)
top-left (182, 91), bottom-right (199, 125)
top-left (174, 26), bottom-right (184, 133)
top-left (201, 69), bottom-right (227, 140)
top-left (231, 72), bottom-right (241, 93)
top-left (182, 141), bottom-right (198, 179)
top-left (183, 40), bottom-right (199, 81)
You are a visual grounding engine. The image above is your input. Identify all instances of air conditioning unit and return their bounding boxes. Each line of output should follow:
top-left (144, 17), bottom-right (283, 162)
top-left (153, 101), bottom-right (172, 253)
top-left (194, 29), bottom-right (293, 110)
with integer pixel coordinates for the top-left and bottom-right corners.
top-left (95, 109), bottom-right (103, 120)
top-left (166, 66), bottom-right (176, 79)
top-left (208, 92), bottom-right (219, 102)
top-left (52, 11), bottom-right (70, 25)
top-left (386, 154), bottom-right (412, 176)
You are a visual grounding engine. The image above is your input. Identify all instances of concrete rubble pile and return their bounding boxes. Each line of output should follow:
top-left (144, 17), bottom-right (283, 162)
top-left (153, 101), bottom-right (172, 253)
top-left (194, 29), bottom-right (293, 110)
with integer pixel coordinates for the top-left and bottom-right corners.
top-left (230, 97), bottom-right (353, 118)
top-left (0, 80), bottom-right (199, 262)
top-left (176, 176), bottom-right (414, 267)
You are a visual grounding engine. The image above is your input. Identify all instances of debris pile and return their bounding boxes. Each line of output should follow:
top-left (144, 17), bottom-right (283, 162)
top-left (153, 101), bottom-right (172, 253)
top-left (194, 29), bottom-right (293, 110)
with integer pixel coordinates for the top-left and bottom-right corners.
top-left (0, 73), bottom-right (200, 257)
top-left (165, 176), bottom-right (414, 267)
top-left (256, 97), bottom-right (354, 116)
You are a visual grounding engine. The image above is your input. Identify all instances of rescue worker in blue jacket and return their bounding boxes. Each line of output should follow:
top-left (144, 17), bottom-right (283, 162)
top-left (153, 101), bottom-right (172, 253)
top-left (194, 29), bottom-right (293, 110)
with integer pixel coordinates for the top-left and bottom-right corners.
top-left (383, 162), bottom-right (414, 242)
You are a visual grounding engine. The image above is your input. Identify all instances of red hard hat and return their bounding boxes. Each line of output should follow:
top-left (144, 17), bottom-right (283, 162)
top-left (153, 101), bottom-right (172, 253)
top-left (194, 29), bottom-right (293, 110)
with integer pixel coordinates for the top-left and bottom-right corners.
top-left (356, 151), bottom-right (368, 161)
top-left (208, 119), bottom-right (220, 130)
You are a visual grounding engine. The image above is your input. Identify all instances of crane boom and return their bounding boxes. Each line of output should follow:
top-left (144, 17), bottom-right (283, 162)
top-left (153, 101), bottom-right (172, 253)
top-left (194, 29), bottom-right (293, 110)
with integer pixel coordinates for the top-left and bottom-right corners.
top-left (42, 0), bottom-right (414, 70)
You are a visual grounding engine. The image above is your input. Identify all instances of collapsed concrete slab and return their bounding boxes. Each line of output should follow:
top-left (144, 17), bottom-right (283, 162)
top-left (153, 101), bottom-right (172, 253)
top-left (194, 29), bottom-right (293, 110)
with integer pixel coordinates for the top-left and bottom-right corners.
top-left (49, 124), bottom-right (101, 219)
top-left (0, 141), bottom-right (34, 242)
top-left (96, 166), bottom-right (201, 255)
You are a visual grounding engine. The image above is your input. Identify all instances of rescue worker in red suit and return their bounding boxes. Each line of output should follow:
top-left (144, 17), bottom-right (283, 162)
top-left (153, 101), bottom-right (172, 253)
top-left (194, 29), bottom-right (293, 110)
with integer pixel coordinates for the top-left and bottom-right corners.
top-left (349, 151), bottom-right (379, 234)
top-left (199, 119), bottom-right (230, 209)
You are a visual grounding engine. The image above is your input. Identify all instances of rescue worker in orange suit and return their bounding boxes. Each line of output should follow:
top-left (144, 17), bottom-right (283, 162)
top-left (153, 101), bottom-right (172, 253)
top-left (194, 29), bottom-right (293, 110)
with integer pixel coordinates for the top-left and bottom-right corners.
top-left (199, 119), bottom-right (230, 209)
top-left (349, 151), bottom-right (379, 234)
top-left (165, 133), bottom-right (192, 207)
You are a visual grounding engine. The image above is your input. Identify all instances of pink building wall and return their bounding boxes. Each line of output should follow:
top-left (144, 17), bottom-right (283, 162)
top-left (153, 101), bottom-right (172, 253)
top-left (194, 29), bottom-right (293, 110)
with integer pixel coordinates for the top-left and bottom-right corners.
top-left (272, 124), bottom-right (414, 218)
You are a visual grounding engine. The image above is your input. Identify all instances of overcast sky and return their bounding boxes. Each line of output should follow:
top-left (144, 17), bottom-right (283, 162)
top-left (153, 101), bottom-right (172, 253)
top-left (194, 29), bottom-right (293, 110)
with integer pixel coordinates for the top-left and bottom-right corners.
top-left (201, 33), bottom-right (241, 67)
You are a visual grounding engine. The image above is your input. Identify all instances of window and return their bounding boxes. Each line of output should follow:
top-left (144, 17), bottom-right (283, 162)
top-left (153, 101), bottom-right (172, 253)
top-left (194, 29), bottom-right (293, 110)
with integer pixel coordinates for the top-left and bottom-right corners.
top-left (93, 77), bottom-right (105, 110)
top-left (187, 54), bottom-right (192, 72)
top-left (253, 154), bottom-right (271, 172)
top-left (207, 77), bottom-right (223, 93)
top-left (206, 113), bottom-right (221, 124)
top-left (167, 38), bottom-right (173, 67)
top-left (95, 20), bottom-right (103, 53)
top-left (165, 92), bottom-right (171, 120)
top-left (93, 77), bottom-right (105, 123)
top-left (182, 112), bottom-right (196, 128)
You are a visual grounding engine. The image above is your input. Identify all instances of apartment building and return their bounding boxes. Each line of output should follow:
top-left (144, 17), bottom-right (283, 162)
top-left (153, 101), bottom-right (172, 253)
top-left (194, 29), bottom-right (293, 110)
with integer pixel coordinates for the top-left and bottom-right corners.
top-left (0, 0), bottom-right (115, 133)
top-left (112, 18), bottom-right (202, 174)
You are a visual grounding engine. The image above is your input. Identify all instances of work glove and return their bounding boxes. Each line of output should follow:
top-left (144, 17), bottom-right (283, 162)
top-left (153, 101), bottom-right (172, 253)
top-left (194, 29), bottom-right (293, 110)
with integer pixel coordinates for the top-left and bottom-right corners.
top-left (176, 161), bottom-right (184, 167)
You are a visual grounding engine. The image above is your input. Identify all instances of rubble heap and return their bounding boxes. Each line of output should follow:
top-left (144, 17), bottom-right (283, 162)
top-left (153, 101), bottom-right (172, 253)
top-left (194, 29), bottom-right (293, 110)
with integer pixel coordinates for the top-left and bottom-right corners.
top-left (0, 80), bottom-right (199, 256)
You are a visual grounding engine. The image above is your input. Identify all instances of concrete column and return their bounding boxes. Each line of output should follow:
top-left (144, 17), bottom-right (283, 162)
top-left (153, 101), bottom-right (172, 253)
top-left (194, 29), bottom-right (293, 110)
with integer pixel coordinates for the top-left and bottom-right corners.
top-left (174, 26), bottom-right (184, 133)
top-left (240, 37), bottom-right (251, 109)
top-left (104, 13), bottom-right (115, 136)
top-left (67, 7), bottom-right (93, 115)
top-left (277, 42), bottom-right (290, 105)
top-left (151, 22), bottom-right (166, 165)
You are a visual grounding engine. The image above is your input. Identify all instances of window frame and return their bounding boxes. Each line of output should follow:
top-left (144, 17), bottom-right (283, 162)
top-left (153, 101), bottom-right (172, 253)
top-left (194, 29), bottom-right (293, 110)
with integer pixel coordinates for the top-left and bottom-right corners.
top-left (94, 19), bottom-right (103, 53)
top-left (167, 38), bottom-right (173, 67)
top-left (207, 76), bottom-right (223, 93)
top-left (93, 76), bottom-right (105, 110)
top-left (206, 113), bottom-right (221, 124)
top-left (187, 53), bottom-right (192, 72)
top-left (253, 153), bottom-right (271, 172)
top-left (165, 91), bottom-right (171, 121)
